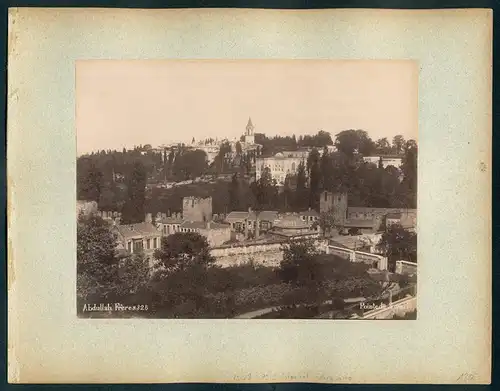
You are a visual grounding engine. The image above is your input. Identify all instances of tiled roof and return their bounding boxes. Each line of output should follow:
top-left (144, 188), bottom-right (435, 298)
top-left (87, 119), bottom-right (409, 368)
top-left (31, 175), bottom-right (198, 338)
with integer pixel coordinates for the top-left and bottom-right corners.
top-left (274, 214), bottom-right (310, 230)
top-left (180, 221), bottom-right (231, 230)
top-left (180, 221), bottom-right (206, 229)
top-left (115, 223), bottom-right (161, 240)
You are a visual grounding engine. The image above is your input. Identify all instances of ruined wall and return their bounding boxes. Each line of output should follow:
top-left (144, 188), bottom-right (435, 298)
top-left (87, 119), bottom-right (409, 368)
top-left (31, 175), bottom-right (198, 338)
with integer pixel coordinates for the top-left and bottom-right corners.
top-left (182, 196), bottom-right (213, 222)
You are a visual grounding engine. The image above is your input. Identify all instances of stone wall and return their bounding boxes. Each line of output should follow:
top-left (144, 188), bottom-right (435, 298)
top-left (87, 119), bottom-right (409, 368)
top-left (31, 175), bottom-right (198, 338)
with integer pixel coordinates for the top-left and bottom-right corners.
top-left (182, 196), bottom-right (213, 222)
top-left (211, 239), bottom-right (328, 268)
top-left (199, 226), bottom-right (232, 248)
top-left (395, 261), bottom-right (418, 275)
top-left (326, 245), bottom-right (388, 270)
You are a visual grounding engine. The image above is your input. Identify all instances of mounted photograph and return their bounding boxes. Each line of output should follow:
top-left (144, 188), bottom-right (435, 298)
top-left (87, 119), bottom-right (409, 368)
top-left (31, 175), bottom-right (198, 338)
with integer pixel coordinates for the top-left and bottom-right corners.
top-left (76, 59), bottom-right (418, 320)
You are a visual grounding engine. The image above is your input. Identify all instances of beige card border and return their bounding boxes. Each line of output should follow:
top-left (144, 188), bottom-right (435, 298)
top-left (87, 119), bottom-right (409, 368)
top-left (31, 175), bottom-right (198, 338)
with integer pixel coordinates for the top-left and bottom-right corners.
top-left (7, 8), bottom-right (492, 384)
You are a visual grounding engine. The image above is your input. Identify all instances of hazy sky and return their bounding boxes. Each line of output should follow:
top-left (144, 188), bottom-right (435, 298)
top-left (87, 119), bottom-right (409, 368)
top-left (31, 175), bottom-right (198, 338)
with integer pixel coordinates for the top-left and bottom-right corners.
top-left (76, 60), bottom-right (417, 155)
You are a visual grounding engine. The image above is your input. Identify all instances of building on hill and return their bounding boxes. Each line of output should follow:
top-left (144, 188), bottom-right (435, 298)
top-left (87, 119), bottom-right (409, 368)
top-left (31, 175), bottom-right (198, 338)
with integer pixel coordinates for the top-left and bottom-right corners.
top-left (269, 214), bottom-right (320, 240)
top-left (363, 155), bottom-right (403, 169)
top-left (152, 196), bottom-right (232, 247)
top-left (112, 222), bottom-right (163, 267)
top-left (244, 117), bottom-right (255, 145)
top-left (183, 196), bottom-right (213, 222)
top-left (255, 152), bottom-right (305, 186)
top-left (225, 209), bottom-right (279, 233)
top-left (320, 191), bottom-right (417, 234)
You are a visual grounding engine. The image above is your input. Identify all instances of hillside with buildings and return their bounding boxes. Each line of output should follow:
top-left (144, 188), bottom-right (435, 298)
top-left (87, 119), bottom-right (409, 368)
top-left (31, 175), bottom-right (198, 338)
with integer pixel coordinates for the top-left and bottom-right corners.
top-left (77, 120), bottom-right (418, 319)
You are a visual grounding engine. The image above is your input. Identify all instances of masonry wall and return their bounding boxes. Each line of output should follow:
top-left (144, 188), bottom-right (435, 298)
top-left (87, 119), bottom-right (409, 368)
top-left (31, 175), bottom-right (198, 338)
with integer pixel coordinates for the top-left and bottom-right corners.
top-left (199, 227), bottom-right (232, 247)
top-left (183, 196), bottom-right (213, 222)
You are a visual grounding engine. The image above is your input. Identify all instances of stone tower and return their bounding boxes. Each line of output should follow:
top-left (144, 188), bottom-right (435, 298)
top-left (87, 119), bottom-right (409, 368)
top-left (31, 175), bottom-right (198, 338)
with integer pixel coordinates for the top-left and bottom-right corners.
top-left (182, 196), bottom-right (213, 222)
top-left (320, 191), bottom-right (348, 226)
top-left (244, 117), bottom-right (255, 145)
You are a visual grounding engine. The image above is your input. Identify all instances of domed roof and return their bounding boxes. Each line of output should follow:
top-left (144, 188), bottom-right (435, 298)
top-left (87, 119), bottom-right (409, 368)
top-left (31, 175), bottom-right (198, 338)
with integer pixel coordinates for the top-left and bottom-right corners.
top-left (274, 214), bottom-right (310, 230)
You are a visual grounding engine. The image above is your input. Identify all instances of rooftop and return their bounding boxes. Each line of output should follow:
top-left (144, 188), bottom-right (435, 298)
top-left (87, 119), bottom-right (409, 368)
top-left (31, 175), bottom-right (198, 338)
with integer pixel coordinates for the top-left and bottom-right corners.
top-left (159, 217), bottom-right (183, 225)
top-left (115, 223), bottom-right (161, 240)
top-left (180, 221), bottom-right (231, 230)
top-left (273, 214), bottom-right (311, 230)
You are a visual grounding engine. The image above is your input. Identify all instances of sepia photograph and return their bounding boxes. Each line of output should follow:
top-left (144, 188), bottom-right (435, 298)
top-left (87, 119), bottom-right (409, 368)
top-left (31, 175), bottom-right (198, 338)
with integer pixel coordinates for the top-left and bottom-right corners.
top-left (76, 60), bottom-right (418, 320)
top-left (8, 7), bottom-right (491, 383)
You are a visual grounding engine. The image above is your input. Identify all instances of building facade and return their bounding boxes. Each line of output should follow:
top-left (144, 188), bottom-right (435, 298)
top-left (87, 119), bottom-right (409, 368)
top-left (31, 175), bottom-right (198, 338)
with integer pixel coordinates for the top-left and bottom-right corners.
top-left (363, 155), bottom-right (403, 169)
top-left (183, 196), bottom-right (213, 223)
top-left (112, 222), bottom-right (163, 267)
top-left (255, 152), bottom-right (305, 186)
top-left (320, 191), bottom-right (417, 234)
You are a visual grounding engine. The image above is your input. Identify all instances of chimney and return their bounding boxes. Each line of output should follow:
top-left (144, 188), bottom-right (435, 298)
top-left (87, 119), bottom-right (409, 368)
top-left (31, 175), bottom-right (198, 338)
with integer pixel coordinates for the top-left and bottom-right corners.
top-left (145, 213), bottom-right (152, 223)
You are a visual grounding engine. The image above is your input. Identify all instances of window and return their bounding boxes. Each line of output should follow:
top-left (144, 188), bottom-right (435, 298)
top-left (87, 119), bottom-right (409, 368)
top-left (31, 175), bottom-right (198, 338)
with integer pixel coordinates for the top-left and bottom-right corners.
top-left (153, 238), bottom-right (158, 248)
top-left (127, 241), bottom-right (132, 252)
top-left (324, 192), bottom-right (328, 201)
top-left (146, 239), bottom-right (151, 249)
top-left (292, 162), bottom-right (296, 171)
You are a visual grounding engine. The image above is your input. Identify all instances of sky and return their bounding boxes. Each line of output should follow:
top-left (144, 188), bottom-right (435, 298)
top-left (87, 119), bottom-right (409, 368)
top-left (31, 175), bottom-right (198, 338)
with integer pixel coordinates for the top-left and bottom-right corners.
top-left (76, 60), bottom-right (418, 155)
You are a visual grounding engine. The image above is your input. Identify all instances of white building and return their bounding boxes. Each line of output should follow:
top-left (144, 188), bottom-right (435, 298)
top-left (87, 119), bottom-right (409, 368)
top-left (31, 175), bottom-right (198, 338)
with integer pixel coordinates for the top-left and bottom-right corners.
top-left (363, 155), bottom-right (403, 169)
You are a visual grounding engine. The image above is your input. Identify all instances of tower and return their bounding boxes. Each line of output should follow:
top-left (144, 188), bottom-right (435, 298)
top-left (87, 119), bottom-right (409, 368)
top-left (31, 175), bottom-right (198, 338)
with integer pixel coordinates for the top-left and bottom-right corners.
top-left (320, 191), bottom-right (348, 226)
top-left (182, 196), bottom-right (213, 223)
top-left (245, 117), bottom-right (255, 145)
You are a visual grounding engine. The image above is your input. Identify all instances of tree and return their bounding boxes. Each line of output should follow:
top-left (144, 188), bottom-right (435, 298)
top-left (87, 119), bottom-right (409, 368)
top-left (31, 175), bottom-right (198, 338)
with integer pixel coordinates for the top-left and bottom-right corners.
top-left (279, 240), bottom-right (322, 287)
top-left (77, 158), bottom-right (103, 202)
top-left (121, 161), bottom-right (147, 224)
top-left (77, 214), bottom-right (120, 303)
top-left (251, 167), bottom-right (278, 238)
top-left (400, 140), bottom-right (418, 208)
top-left (295, 161), bottom-right (308, 210)
top-left (173, 149), bottom-right (208, 181)
top-left (235, 141), bottom-right (242, 156)
top-left (377, 224), bottom-right (417, 271)
top-left (308, 149), bottom-right (321, 210)
top-left (334, 129), bottom-right (375, 157)
top-left (320, 146), bottom-right (333, 191)
top-left (314, 208), bottom-right (340, 237)
top-left (153, 232), bottom-right (215, 274)
top-left (392, 135), bottom-right (406, 155)
top-left (375, 137), bottom-right (392, 155)
top-left (116, 252), bottom-right (151, 297)
top-left (151, 232), bottom-right (215, 316)
top-left (228, 173), bottom-right (240, 211)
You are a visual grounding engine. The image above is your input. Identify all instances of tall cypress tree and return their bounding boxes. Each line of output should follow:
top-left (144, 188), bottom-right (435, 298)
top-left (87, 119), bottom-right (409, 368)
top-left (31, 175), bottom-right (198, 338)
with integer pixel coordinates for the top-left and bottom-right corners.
top-left (121, 161), bottom-right (147, 224)
top-left (228, 173), bottom-right (240, 211)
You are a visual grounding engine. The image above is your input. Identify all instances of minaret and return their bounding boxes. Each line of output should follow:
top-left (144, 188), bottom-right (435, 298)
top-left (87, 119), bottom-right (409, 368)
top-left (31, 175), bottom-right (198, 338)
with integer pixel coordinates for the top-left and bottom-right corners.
top-left (245, 117), bottom-right (255, 144)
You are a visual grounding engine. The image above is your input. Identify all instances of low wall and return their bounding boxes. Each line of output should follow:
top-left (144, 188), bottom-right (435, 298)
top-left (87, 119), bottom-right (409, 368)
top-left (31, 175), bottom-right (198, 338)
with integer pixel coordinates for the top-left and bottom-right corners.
top-left (395, 261), bottom-right (418, 275)
top-left (325, 245), bottom-right (388, 270)
top-left (211, 239), bottom-right (328, 268)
